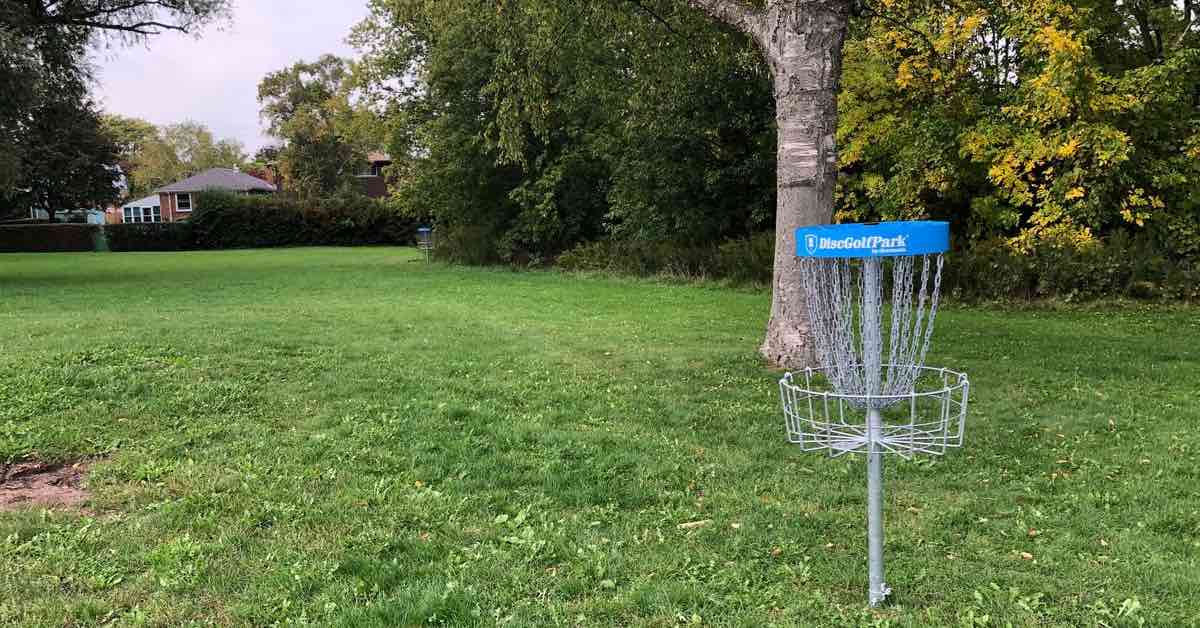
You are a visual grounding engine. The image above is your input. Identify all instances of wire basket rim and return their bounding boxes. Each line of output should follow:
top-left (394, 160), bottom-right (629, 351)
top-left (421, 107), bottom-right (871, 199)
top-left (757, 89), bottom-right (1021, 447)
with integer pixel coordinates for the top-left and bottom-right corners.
top-left (780, 364), bottom-right (968, 401)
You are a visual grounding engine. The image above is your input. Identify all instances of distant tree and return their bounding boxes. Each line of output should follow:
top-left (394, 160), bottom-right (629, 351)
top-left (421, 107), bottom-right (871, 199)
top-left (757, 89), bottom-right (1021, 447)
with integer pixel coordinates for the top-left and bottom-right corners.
top-left (101, 114), bottom-right (158, 188)
top-left (1, 0), bottom-right (229, 211)
top-left (128, 121), bottom-right (246, 195)
top-left (258, 55), bottom-right (367, 198)
top-left (13, 94), bottom-right (121, 222)
top-left (253, 145), bottom-right (283, 165)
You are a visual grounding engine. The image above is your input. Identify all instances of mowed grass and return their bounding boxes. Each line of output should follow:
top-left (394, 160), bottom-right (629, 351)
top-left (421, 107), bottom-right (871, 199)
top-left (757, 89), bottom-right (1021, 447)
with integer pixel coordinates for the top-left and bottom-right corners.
top-left (0, 247), bottom-right (1197, 627)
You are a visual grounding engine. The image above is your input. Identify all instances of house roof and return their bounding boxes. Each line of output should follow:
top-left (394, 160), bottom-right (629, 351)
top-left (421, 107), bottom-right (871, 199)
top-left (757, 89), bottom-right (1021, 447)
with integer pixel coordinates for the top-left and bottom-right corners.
top-left (122, 194), bottom-right (160, 209)
top-left (157, 168), bottom-right (277, 193)
top-left (367, 151), bottom-right (392, 164)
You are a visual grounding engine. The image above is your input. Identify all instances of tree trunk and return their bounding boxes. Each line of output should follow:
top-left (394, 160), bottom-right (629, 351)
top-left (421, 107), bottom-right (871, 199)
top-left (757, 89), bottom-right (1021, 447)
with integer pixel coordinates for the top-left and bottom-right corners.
top-left (688, 0), bottom-right (850, 369)
top-left (758, 2), bottom-right (849, 369)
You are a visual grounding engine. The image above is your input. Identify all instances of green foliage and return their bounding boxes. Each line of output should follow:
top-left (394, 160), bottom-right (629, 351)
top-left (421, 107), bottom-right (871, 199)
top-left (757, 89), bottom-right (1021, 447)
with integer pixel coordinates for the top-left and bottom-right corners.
top-left (943, 232), bottom-right (1200, 302)
top-left (189, 190), bottom-right (417, 249)
top-left (1, 1), bottom-right (230, 204)
top-left (350, 0), bottom-right (1198, 300)
top-left (104, 223), bottom-right (196, 252)
top-left (10, 93), bottom-right (120, 221)
top-left (352, 0), bottom-right (774, 262)
top-left (127, 121), bottom-right (247, 197)
top-left (258, 55), bottom-right (371, 198)
top-left (100, 114), bottom-right (157, 183)
top-left (838, 0), bottom-right (1200, 258)
top-left (557, 232), bottom-right (776, 284)
top-left (556, 230), bottom-right (1199, 301)
top-left (0, 224), bottom-right (102, 252)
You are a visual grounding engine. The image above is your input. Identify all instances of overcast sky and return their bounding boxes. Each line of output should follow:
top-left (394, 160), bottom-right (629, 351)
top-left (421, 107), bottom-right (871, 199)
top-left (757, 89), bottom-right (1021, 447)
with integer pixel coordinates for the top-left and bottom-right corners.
top-left (91, 1), bottom-right (369, 155)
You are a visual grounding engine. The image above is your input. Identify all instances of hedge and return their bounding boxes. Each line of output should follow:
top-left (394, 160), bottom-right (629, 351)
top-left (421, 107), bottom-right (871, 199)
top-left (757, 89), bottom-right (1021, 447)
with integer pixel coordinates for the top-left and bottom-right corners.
top-left (556, 231), bottom-right (1200, 302)
top-left (0, 224), bottom-right (103, 253)
top-left (105, 223), bottom-right (196, 252)
top-left (189, 191), bottom-right (419, 250)
top-left (100, 191), bottom-right (420, 252)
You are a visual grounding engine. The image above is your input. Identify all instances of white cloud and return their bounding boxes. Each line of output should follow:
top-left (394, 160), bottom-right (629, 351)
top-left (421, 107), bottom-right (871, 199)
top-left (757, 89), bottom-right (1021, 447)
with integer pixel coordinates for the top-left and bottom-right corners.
top-left (91, 0), bottom-right (368, 154)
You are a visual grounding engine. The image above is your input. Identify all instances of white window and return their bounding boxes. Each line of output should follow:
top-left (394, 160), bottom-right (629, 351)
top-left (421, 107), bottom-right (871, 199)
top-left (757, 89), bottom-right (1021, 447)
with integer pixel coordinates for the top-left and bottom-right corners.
top-left (123, 207), bottom-right (161, 223)
top-left (176, 193), bottom-right (192, 212)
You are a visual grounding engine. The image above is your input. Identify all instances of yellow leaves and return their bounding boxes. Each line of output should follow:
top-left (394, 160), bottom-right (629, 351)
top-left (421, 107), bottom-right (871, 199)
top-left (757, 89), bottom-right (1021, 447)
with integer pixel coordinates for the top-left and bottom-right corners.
top-left (1056, 137), bottom-right (1080, 159)
top-left (1186, 133), bottom-right (1200, 160)
top-left (933, 13), bottom-right (983, 55)
top-left (1120, 188), bottom-right (1162, 227)
top-left (1065, 187), bottom-right (1085, 200)
top-left (1035, 25), bottom-right (1084, 58)
top-left (896, 62), bottom-right (916, 89)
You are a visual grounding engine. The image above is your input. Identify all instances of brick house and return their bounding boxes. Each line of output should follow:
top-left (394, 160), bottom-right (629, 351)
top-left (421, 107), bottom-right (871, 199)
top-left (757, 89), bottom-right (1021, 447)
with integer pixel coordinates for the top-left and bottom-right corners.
top-left (357, 152), bottom-right (393, 199)
top-left (117, 168), bottom-right (277, 223)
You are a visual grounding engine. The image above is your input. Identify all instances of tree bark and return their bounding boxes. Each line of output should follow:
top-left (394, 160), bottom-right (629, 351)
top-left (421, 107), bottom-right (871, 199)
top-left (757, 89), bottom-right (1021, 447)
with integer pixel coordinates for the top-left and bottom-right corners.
top-left (688, 0), bottom-right (850, 369)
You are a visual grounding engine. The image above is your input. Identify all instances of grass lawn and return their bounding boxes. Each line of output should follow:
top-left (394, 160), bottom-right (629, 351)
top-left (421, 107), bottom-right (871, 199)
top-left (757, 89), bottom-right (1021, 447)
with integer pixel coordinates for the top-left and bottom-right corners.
top-left (1, 247), bottom-right (1197, 627)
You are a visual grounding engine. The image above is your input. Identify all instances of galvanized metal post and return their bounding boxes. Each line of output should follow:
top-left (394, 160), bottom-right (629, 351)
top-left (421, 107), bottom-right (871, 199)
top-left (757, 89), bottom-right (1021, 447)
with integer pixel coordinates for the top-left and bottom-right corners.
top-left (861, 257), bottom-right (889, 606)
top-left (867, 408), bottom-right (888, 606)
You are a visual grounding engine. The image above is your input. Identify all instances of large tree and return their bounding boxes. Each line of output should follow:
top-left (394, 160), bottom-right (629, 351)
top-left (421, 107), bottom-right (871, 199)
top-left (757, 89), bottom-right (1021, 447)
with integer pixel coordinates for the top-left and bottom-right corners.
top-left (480, 0), bottom-right (848, 367)
top-left (258, 55), bottom-right (368, 198)
top-left (1, 0), bottom-right (230, 211)
top-left (684, 0), bottom-right (850, 367)
top-left (13, 94), bottom-right (121, 222)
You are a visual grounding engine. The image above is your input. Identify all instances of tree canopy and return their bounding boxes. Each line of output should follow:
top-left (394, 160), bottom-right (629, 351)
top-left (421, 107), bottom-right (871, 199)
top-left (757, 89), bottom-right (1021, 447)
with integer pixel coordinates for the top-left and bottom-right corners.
top-left (347, 0), bottom-right (1200, 263)
top-left (258, 55), bottom-right (374, 198)
top-left (0, 0), bottom-right (230, 215)
top-left (123, 120), bottom-right (247, 197)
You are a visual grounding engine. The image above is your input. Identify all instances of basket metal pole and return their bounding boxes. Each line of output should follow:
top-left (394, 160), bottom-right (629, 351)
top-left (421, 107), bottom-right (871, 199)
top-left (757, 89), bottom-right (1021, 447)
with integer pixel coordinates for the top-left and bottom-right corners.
top-left (867, 408), bottom-right (888, 606)
top-left (861, 256), bottom-right (889, 606)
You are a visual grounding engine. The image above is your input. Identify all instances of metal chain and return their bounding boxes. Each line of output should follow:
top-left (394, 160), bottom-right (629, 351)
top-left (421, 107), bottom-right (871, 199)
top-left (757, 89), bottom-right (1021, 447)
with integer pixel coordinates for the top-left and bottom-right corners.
top-left (800, 254), bottom-right (945, 408)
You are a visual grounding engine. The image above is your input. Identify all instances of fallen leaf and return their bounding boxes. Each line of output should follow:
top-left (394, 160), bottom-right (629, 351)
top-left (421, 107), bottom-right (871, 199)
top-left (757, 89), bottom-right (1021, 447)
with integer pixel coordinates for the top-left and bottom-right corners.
top-left (677, 519), bottom-right (712, 530)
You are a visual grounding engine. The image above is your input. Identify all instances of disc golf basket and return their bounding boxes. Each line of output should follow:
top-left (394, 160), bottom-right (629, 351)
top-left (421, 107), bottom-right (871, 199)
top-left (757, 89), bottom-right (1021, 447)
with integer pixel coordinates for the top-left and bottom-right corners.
top-left (778, 221), bottom-right (970, 607)
top-left (417, 227), bottom-right (435, 261)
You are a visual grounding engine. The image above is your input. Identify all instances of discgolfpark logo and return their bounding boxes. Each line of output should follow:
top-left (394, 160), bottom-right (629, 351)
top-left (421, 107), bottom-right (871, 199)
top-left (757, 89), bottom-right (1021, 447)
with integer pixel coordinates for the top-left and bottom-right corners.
top-left (804, 233), bottom-right (909, 255)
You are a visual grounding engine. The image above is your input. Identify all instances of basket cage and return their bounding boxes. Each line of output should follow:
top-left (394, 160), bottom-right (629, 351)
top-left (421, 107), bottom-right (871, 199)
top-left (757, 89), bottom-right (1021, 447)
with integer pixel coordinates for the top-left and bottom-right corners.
top-left (780, 365), bottom-right (968, 459)
top-left (417, 227), bottom-right (435, 250)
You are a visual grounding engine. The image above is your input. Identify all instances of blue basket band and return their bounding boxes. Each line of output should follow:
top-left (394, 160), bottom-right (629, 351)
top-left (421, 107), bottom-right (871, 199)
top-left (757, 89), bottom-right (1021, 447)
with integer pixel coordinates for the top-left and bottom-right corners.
top-left (795, 221), bottom-right (949, 258)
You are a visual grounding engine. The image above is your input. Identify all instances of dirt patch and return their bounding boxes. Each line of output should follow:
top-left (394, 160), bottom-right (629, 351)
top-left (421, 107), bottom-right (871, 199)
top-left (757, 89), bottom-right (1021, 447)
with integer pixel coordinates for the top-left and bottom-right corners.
top-left (0, 459), bottom-right (92, 512)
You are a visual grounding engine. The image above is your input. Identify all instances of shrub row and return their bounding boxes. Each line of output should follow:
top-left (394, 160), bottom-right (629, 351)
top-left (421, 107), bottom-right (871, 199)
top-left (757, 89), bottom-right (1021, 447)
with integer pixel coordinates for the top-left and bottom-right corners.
top-left (105, 222), bottom-right (196, 252)
top-left (104, 191), bottom-right (422, 252)
top-left (190, 191), bottom-right (418, 249)
top-left (942, 233), bottom-right (1200, 301)
top-left (0, 224), bottom-right (102, 253)
top-left (557, 231), bottom-right (1199, 302)
top-left (556, 232), bottom-right (776, 285)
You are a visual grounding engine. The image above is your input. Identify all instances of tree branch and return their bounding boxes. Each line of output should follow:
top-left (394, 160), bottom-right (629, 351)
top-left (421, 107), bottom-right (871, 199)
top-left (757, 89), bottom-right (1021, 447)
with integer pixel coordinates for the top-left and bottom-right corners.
top-left (685, 0), bottom-right (765, 41)
top-left (624, 0), bottom-right (679, 35)
top-left (59, 18), bottom-right (187, 34)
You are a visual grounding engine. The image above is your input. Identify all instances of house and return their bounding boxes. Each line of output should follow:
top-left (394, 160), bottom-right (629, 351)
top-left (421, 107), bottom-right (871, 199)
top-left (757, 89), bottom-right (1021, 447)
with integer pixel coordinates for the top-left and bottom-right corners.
top-left (111, 194), bottom-right (162, 224)
top-left (357, 152), bottom-right (392, 199)
top-left (151, 167), bottom-right (277, 222)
